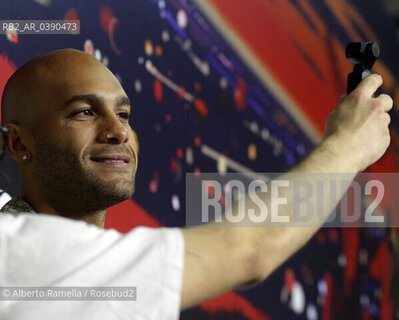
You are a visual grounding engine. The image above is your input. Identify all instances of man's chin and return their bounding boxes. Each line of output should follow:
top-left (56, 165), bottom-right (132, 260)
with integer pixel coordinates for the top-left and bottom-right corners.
top-left (80, 169), bottom-right (135, 204)
top-left (82, 189), bottom-right (134, 213)
top-left (96, 180), bottom-right (135, 201)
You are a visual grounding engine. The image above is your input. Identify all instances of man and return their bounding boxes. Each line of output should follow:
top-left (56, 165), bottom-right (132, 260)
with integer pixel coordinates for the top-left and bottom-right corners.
top-left (0, 49), bottom-right (392, 319)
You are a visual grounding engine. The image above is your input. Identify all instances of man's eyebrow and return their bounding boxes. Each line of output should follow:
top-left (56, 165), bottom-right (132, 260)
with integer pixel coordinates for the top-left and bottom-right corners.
top-left (115, 96), bottom-right (131, 108)
top-left (62, 94), bottom-right (131, 109)
top-left (63, 94), bottom-right (104, 109)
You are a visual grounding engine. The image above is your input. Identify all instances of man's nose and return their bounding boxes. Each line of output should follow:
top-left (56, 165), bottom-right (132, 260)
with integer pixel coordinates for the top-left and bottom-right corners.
top-left (98, 114), bottom-right (129, 144)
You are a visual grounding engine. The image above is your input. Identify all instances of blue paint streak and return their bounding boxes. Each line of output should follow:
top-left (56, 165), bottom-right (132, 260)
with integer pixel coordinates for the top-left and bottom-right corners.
top-left (161, 9), bottom-right (187, 38)
top-left (206, 53), bottom-right (236, 88)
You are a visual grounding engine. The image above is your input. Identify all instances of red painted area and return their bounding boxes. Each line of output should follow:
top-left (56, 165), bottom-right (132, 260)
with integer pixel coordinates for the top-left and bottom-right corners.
top-left (176, 148), bottom-right (184, 159)
top-left (177, 86), bottom-right (186, 99)
top-left (149, 172), bottom-right (159, 194)
top-left (316, 232), bottom-right (326, 244)
top-left (328, 229), bottom-right (339, 243)
top-left (9, 33), bottom-right (18, 44)
top-left (99, 5), bottom-right (121, 54)
top-left (194, 98), bottom-right (209, 116)
top-left (105, 198), bottom-right (161, 232)
top-left (194, 167), bottom-right (201, 176)
top-left (284, 269), bottom-right (296, 293)
top-left (170, 157), bottom-right (178, 174)
top-left (234, 77), bottom-right (246, 110)
top-left (65, 8), bottom-right (79, 21)
top-left (154, 78), bottom-right (163, 102)
top-left (65, 10), bottom-right (80, 35)
top-left (342, 228), bottom-right (359, 295)
top-left (0, 54), bottom-right (17, 124)
top-left (362, 307), bottom-right (372, 320)
top-left (200, 291), bottom-right (271, 320)
top-left (99, 5), bottom-right (115, 33)
top-left (194, 136), bottom-right (202, 147)
top-left (204, 181), bottom-right (216, 198)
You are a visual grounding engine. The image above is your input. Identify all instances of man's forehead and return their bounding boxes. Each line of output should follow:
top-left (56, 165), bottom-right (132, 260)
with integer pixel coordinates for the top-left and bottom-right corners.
top-left (35, 51), bottom-right (125, 102)
top-left (58, 75), bottom-right (127, 108)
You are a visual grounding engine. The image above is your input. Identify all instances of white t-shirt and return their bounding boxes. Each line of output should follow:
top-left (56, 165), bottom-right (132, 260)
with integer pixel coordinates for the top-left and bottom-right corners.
top-left (0, 213), bottom-right (184, 319)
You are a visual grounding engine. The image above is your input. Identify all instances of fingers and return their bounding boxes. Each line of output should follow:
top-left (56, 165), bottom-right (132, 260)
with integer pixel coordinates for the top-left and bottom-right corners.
top-left (375, 93), bottom-right (393, 112)
top-left (382, 112), bottom-right (391, 127)
top-left (352, 74), bottom-right (383, 98)
top-left (347, 75), bottom-right (393, 114)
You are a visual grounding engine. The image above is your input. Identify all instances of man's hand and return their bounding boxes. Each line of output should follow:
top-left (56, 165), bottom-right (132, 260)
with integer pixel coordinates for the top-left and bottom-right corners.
top-left (323, 74), bottom-right (392, 172)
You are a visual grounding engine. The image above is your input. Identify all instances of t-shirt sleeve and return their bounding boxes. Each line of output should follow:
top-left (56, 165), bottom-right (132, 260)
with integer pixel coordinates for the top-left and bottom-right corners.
top-left (0, 213), bottom-right (185, 320)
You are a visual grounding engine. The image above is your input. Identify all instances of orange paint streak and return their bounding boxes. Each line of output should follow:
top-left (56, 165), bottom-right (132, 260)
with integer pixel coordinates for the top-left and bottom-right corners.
top-left (194, 98), bottom-right (209, 116)
top-left (297, 0), bottom-right (327, 35)
top-left (324, 0), bottom-right (378, 41)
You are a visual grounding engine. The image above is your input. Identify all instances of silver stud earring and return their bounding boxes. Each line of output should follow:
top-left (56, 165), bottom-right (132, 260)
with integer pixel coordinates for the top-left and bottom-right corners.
top-left (22, 155), bottom-right (27, 161)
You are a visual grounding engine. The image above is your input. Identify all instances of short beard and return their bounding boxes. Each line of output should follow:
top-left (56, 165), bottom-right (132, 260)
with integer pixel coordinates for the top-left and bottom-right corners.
top-left (33, 137), bottom-right (136, 218)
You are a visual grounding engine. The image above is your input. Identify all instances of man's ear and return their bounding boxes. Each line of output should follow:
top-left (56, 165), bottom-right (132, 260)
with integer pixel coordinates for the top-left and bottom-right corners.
top-left (5, 123), bottom-right (30, 163)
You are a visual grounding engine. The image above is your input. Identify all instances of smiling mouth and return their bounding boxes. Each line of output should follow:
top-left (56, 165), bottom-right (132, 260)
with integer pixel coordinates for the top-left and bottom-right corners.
top-left (90, 154), bottom-right (131, 168)
top-left (92, 159), bottom-right (127, 163)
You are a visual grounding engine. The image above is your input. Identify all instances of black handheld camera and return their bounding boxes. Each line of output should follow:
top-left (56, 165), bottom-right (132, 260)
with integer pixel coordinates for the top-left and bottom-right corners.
top-left (346, 41), bottom-right (380, 94)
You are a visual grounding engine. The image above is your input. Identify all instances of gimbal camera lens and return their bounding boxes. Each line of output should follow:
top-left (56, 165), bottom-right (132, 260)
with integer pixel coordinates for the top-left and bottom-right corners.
top-left (345, 42), bottom-right (380, 67)
top-left (345, 41), bottom-right (380, 94)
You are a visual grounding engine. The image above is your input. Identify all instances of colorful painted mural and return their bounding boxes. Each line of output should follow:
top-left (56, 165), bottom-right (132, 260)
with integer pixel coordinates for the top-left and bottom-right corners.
top-left (0, 0), bottom-right (398, 318)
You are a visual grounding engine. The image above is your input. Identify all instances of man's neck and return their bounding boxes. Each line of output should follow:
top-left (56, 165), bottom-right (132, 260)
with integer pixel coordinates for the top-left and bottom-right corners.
top-left (21, 191), bottom-right (107, 228)
top-left (71, 211), bottom-right (106, 228)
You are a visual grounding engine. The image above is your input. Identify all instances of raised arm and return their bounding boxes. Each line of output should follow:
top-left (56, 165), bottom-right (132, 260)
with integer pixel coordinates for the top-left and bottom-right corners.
top-left (180, 74), bottom-right (392, 309)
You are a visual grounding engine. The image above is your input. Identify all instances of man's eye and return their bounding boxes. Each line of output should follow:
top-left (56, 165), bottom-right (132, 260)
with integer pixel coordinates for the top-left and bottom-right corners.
top-left (72, 109), bottom-right (94, 117)
top-left (118, 112), bottom-right (130, 120)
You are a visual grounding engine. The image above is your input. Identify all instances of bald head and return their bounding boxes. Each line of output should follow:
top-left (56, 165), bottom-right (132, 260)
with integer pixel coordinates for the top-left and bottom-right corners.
top-left (1, 49), bottom-right (120, 126)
